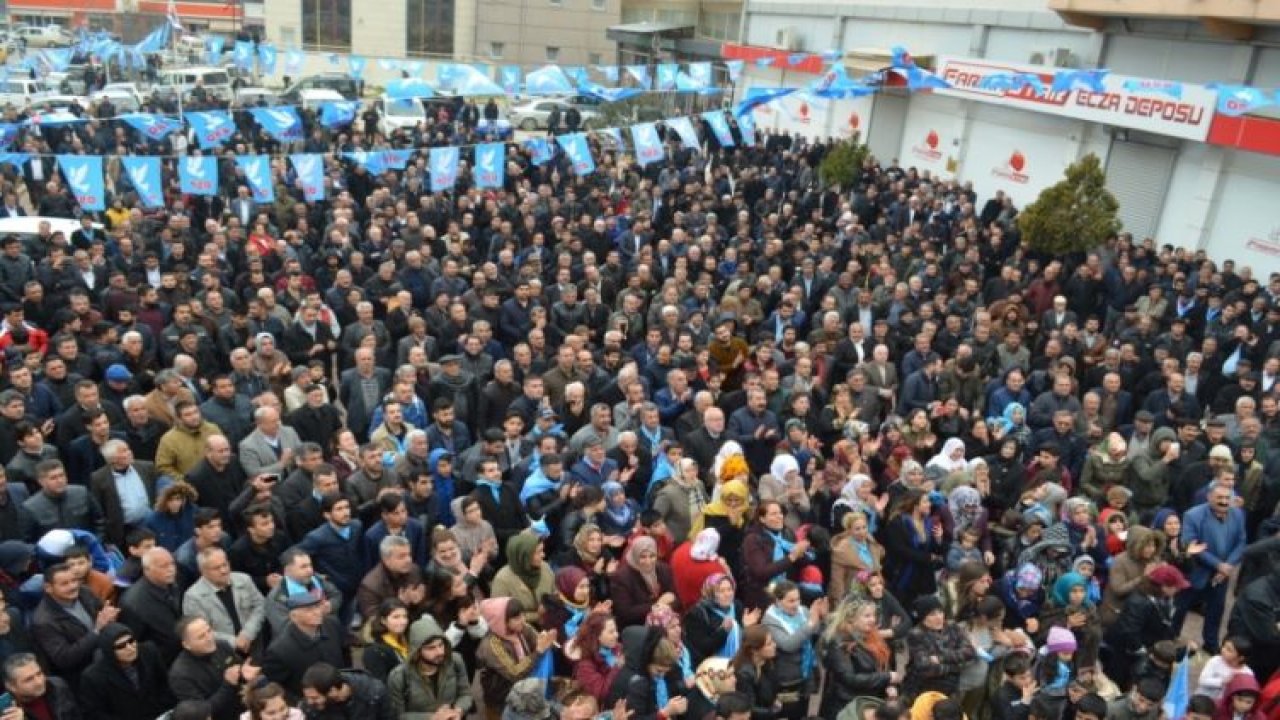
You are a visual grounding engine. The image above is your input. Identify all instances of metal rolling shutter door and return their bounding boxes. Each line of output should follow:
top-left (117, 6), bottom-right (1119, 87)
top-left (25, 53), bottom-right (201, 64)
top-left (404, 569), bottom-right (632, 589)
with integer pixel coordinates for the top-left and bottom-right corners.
top-left (1104, 138), bottom-right (1177, 241)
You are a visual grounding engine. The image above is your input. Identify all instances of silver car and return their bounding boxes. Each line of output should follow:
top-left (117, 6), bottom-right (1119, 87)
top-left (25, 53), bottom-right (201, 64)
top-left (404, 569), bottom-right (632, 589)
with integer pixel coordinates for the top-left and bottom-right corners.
top-left (507, 98), bottom-right (600, 131)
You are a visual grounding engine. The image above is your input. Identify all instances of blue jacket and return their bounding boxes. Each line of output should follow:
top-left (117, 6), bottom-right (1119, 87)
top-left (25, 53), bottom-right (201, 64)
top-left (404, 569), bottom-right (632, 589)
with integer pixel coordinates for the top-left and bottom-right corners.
top-left (897, 369), bottom-right (939, 416)
top-left (361, 517), bottom-right (428, 573)
top-left (570, 458), bottom-right (617, 488)
top-left (1181, 502), bottom-right (1246, 589)
top-left (298, 520), bottom-right (365, 595)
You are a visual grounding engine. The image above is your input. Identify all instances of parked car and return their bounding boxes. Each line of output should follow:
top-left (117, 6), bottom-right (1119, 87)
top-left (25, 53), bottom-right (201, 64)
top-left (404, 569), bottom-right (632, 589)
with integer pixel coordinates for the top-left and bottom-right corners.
top-left (15, 25), bottom-right (72, 48)
top-left (377, 96), bottom-right (426, 135)
top-left (0, 77), bottom-right (50, 109)
top-left (154, 66), bottom-right (235, 103)
top-left (507, 98), bottom-right (601, 130)
top-left (297, 88), bottom-right (347, 113)
top-left (476, 118), bottom-right (514, 140)
top-left (235, 86), bottom-right (281, 107)
top-left (282, 74), bottom-right (360, 102)
top-left (91, 87), bottom-right (142, 113)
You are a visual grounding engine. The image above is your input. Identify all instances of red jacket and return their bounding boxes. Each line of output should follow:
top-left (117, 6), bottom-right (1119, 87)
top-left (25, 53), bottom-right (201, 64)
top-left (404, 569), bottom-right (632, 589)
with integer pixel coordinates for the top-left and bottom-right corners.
top-left (572, 652), bottom-right (622, 702)
top-left (669, 541), bottom-right (731, 611)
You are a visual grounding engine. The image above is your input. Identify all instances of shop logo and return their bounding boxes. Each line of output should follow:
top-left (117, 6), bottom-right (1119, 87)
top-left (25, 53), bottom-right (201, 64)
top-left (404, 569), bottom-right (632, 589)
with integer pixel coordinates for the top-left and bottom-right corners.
top-left (911, 129), bottom-right (943, 161)
top-left (1245, 227), bottom-right (1280, 257)
top-left (993, 149), bottom-right (1030, 183)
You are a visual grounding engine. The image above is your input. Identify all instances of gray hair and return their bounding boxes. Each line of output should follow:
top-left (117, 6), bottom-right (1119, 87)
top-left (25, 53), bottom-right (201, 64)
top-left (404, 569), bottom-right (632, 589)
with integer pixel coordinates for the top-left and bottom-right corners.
top-left (155, 369), bottom-right (179, 385)
top-left (123, 395), bottom-right (147, 411)
top-left (195, 546), bottom-right (227, 571)
top-left (101, 439), bottom-right (128, 462)
top-left (379, 535), bottom-right (411, 560)
top-left (406, 429), bottom-right (427, 444)
top-left (3, 653), bottom-right (37, 682)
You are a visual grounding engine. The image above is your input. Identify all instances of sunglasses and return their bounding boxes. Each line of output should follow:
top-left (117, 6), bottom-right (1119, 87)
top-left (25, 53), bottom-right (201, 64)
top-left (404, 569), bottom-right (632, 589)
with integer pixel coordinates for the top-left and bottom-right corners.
top-left (114, 637), bottom-right (137, 650)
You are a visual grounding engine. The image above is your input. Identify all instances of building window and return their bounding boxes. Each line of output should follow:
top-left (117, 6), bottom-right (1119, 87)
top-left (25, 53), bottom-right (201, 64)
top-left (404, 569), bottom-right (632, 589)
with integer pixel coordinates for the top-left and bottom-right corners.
top-left (406, 0), bottom-right (455, 56)
top-left (490, 42), bottom-right (505, 59)
top-left (546, 46), bottom-right (560, 62)
top-left (588, 52), bottom-right (602, 65)
top-left (591, 0), bottom-right (606, 8)
top-left (549, 0), bottom-right (562, 6)
top-left (301, 0), bottom-right (351, 51)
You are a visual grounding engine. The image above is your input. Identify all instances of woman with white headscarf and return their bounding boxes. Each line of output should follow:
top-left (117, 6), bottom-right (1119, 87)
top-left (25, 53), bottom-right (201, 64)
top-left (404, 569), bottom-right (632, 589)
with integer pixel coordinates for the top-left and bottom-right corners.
top-left (671, 528), bottom-right (732, 609)
top-left (832, 474), bottom-right (886, 535)
top-left (927, 437), bottom-right (970, 477)
top-left (759, 453), bottom-right (810, 531)
top-left (653, 457), bottom-right (709, 545)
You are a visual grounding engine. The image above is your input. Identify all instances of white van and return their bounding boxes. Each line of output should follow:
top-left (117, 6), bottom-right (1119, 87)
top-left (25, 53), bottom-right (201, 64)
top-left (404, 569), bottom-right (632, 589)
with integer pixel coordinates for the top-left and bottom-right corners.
top-left (377, 96), bottom-right (426, 135)
top-left (0, 77), bottom-right (48, 109)
top-left (297, 88), bottom-right (346, 113)
top-left (154, 66), bottom-right (234, 103)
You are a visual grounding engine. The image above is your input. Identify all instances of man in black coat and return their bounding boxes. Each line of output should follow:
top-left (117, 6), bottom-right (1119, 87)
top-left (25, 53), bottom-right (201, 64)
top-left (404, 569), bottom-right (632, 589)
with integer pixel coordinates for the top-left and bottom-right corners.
top-left (298, 663), bottom-right (392, 719)
top-left (262, 590), bottom-right (348, 701)
top-left (118, 547), bottom-right (184, 665)
top-left (89, 439), bottom-right (158, 548)
top-left (683, 406), bottom-right (727, 475)
top-left (77, 623), bottom-right (176, 720)
top-left (31, 563), bottom-right (115, 685)
top-left (288, 383), bottom-right (344, 451)
top-left (3, 652), bottom-right (83, 720)
top-left (170, 616), bottom-right (261, 720)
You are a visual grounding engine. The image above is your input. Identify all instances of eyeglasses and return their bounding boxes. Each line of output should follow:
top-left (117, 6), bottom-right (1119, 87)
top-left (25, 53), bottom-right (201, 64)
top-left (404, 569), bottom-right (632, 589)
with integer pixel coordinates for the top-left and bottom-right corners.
top-left (113, 637), bottom-right (137, 650)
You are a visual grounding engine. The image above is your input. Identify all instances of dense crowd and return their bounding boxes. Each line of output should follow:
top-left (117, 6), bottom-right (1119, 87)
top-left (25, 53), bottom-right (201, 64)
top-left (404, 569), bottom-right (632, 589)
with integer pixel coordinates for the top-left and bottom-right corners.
top-left (0, 91), bottom-right (1275, 720)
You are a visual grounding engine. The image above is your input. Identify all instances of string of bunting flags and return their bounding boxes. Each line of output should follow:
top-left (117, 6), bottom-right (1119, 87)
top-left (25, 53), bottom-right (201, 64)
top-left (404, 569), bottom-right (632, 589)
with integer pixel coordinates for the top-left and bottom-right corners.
top-left (4, 108), bottom-right (757, 215)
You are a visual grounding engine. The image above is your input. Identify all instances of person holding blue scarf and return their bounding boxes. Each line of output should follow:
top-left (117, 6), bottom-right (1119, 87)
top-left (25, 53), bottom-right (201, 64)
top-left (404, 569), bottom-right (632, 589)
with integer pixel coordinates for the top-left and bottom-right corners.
top-left (613, 625), bottom-right (688, 720)
top-left (568, 612), bottom-right (624, 703)
top-left (762, 580), bottom-right (828, 720)
top-left (740, 501), bottom-right (812, 610)
top-left (684, 573), bottom-right (761, 666)
top-left (647, 604), bottom-right (696, 690)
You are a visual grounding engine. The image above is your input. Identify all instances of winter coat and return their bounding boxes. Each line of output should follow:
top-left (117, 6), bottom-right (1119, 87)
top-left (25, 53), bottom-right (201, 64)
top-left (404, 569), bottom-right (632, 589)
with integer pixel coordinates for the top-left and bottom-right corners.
top-left (1100, 526), bottom-right (1163, 627)
top-left (1130, 427), bottom-right (1176, 510)
top-left (829, 530), bottom-right (884, 603)
top-left (739, 524), bottom-right (802, 610)
top-left (607, 626), bottom-right (687, 720)
top-left (1104, 591), bottom-right (1178, 655)
top-left (387, 615), bottom-right (474, 719)
top-left (168, 641), bottom-right (242, 720)
top-left (818, 635), bottom-right (893, 718)
top-left (609, 562), bottom-right (679, 627)
top-left (31, 587), bottom-right (104, 681)
top-left (77, 623), bottom-right (176, 720)
top-left (903, 622), bottom-right (976, 697)
top-left (1079, 450), bottom-right (1132, 505)
top-left (261, 616), bottom-right (348, 699)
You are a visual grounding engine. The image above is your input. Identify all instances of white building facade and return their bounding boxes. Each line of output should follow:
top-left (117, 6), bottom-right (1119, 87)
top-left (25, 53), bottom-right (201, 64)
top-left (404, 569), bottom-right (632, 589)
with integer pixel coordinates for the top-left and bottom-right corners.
top-left (732, 0), bottom-right (1280, 271)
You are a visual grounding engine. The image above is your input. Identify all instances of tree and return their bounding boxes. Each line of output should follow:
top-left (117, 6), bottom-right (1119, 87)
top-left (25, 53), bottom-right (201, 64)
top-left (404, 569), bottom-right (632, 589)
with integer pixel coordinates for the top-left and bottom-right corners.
top-left (1018, 153), bottom-right (1121, 255)
top-left (819, 135), bottom-right (869, 190)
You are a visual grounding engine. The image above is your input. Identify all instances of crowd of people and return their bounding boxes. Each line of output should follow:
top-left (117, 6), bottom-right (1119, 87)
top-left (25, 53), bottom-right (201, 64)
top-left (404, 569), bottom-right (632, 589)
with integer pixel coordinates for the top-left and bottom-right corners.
top-left (0, 83), bottom-right (1275, 720)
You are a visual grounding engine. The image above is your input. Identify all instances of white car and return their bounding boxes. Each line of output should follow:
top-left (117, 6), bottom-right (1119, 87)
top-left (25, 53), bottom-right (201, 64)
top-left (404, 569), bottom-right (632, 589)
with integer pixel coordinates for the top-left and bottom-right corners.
top-left (236, 86), bottom-right (282, 108)
top-left (507, 98), bottom-right (600, 131)
top-left (377, 96), bottom-right (426, 135)
top-left (91, 88), bottom-right (142, 113)
top-left (0, 77), bottom-right (48, 109)
top-left (297, 88), bottom-right (347, 113)
top-left (15, 26), bottom-right (72, 48)
top-left (0, 217), bottom-right (103, 243)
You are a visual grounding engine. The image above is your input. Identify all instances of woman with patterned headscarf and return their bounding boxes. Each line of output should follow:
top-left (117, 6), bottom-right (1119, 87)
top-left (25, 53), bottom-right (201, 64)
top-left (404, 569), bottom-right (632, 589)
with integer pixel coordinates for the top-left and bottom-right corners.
top-left (611, 536), bottom-right (680, 627)
top-left (683, 573), bottom-right (761, 666)
top-left (647, 603), bottom-right (695, 688)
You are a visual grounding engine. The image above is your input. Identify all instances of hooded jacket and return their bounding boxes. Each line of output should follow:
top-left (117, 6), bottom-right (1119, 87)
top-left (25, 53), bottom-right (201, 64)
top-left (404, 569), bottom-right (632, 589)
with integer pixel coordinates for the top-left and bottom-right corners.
top-left (608, 626), bottom-right (686, 720)
top-left (1130, 427), bottom-right (1177, 509)
top-left (77, 623), bottom-right (176, 720)
top-left (1102, 526), bottom-right (1165, 626)
top-left (1216, 672), bottom-right (1264, 720)
top-left (387, 615), bottom-right (473, 719)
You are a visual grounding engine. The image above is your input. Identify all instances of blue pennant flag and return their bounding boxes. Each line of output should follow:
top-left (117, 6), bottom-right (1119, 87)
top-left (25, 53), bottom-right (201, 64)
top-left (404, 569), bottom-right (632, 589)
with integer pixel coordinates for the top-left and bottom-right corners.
top-left (285, 48), bottom-right (304, 74)
top-left (41, 48), bottom-right (74, 73)
top-left (452, 66), bottom-right (505, 96)
top-left (903, 66), bottom-right (951, 91)
top-left (500, 66), bottom-right (522, 94)
top-left (179, 155), bottom-right (219, 196)
top-left (688, 62), bottom-right (713, 88)
top-left (564, 66), bottom-right (588, 87)
top-left (347, 150), bottom-right (412, 176)
top-left (377, 59), bottom-right (400, 71)
top-left (429, 146), bottom-right (460, 193)
top-left (599, 65), bottom-right (619, 83)
top-left (386, 78), bottom-right (434, 100)
top-left (0, 153), bottom-right (28, 169)
top-left (726, 60), bottom-right (745, 83)
top-left (348, 56), bottom-right (366, 79)
top-left (250, 107), bottom-right (303, 142)
top-left (205, 36), bottom-right (226, 66)
top-left (891, 45), bottom-right (914, 69)
top-left (403, 61), bottom-right (423, 75)
top-left (120, 156), bottom-right (164, 208)
top-left (666, 116), bottom-right (701, 151)
top-left (235, 155), bottom-right (274, 203)
top-left (524, 137), bottom-right (554, 165)
top-left (1211, 84), bottom-right (1272, 116)
top-left (375, 149), bottom-right (414, 172)
top-left (187, 111), bottom-right (235, 149)
top-left (27, 110), bottom-right (84, 126)
top-left (787, 52), bottom-right (808, 67)
top-left (524, 66), bottom-right (573, 95)
top-left (737, 113), bottom-right (757, 145)
top-left (630, 122), bottom-right (664, 167)
top-left (290, 154), bottom-right (326, 202)
top-left (121, 113), bottom-right (184, 141)
top-left (319, 101), bottom-right (360, 129)
top-left (58, 155), bottom-right (104, 211)
top-left (0, 124), bottom-right (19, 150)
top-left (258, 44), bottom-right (278, 75)
top-left (734, 87), bottom-right (797, 117)
top-left (754, 57), bottom-right (775, 68)
top-left (473, 143), bottom-right (505, 189)
top-left (702, 111), bottom-right (735, 147)
top-left (132, 26), bottom-right (168, 56)
top-left (976, 72), bottom-right (1047, 96)
top-left (656, 64), bottom-right (678, 91)
top-left (579, 82), bottom-right (641, 104)
top-left (1051, 69), bottom-right (1108, 93)
top-left (1121, 78), bottom-right (1182, 99)
top-left (234, 41), bottom-right (255, 72)
top-left (559, 132), bottom-right (595, 176)
top-left (624, 65), bottom-right (650, 89)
